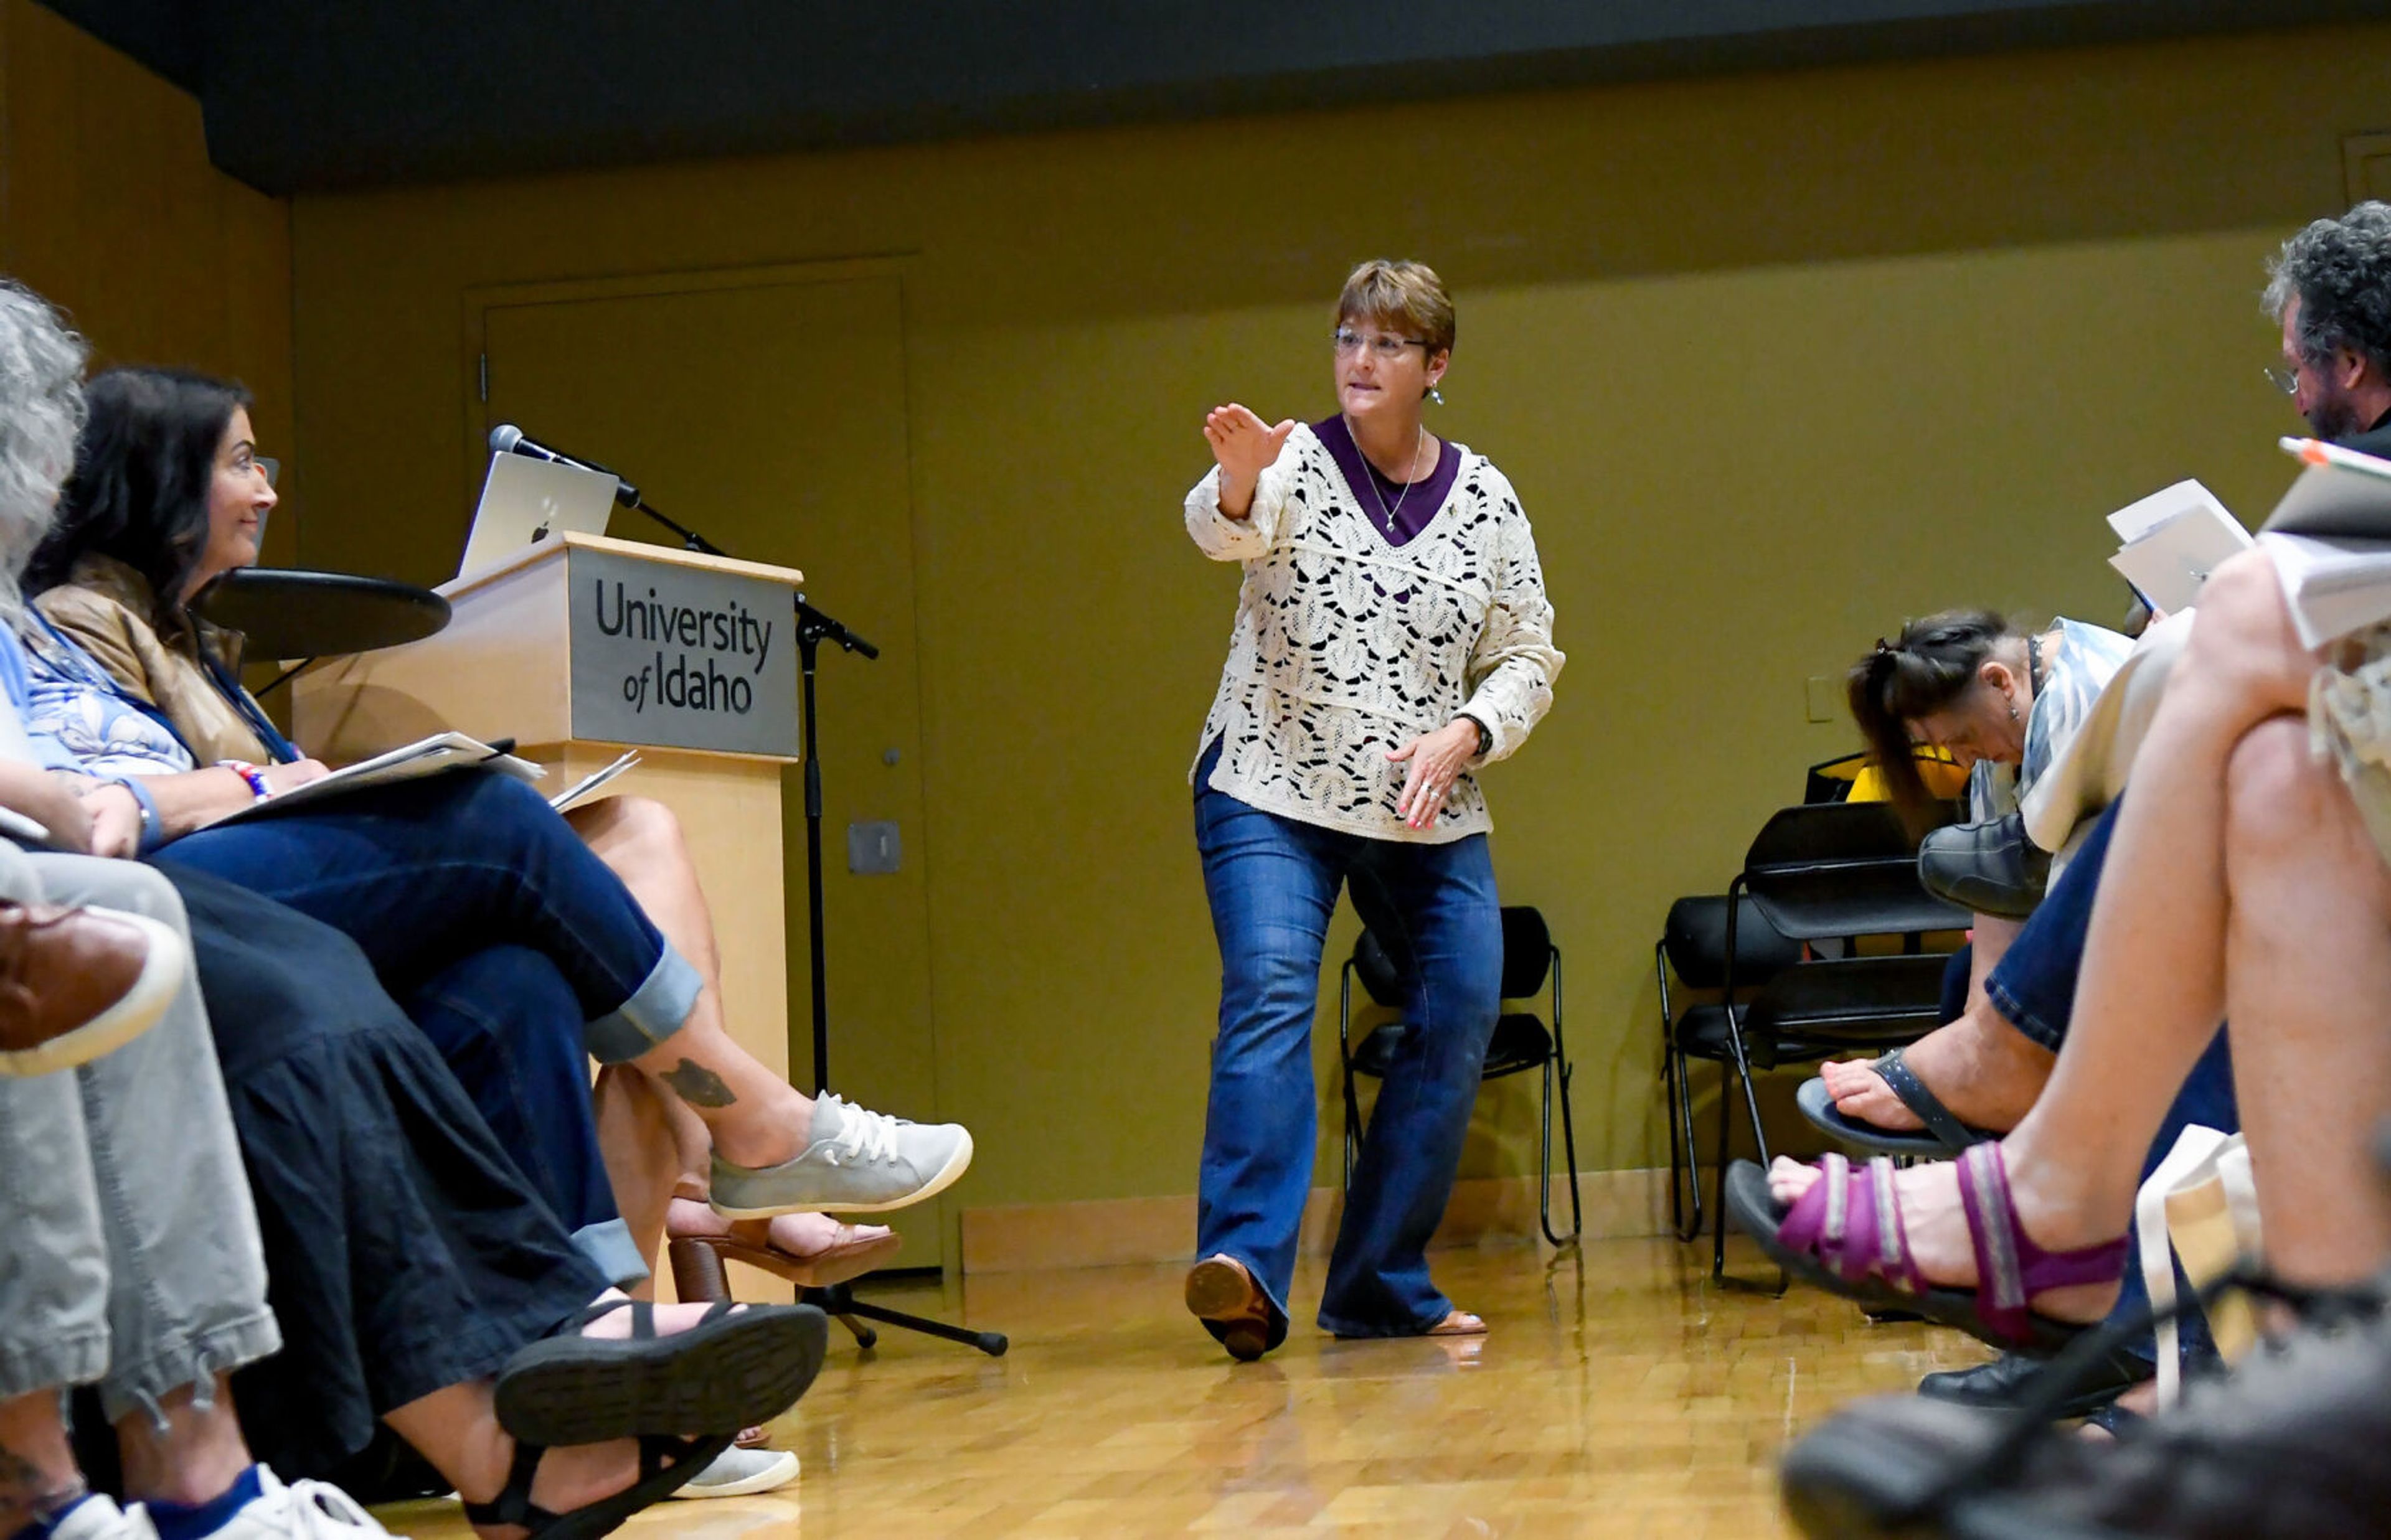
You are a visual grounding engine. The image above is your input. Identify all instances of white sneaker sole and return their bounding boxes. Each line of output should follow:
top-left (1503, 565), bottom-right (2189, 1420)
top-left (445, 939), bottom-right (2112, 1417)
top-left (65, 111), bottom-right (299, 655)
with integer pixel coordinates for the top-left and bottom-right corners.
top-left (669, 1447), bottom-right (799, 1499)
top-left (714, 1127), bottom-right (974, 1219)
top-left (0, 911), bottom-right (184, 1079)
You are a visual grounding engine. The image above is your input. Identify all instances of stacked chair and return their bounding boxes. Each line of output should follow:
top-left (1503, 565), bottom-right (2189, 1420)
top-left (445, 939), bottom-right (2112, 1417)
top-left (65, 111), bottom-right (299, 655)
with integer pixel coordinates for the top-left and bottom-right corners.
top-left (1657, 800), bottom-right (1966, 1279)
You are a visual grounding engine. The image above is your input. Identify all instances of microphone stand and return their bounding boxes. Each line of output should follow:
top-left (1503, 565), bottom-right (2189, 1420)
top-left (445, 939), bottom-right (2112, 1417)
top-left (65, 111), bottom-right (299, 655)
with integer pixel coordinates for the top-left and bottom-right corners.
top-left (636, 497), bottom-right (1007, 1358)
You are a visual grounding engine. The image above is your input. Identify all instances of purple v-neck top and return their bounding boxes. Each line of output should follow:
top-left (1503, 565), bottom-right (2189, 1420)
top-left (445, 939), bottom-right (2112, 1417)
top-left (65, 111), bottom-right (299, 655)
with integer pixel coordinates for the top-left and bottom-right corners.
top-left (1313, 415), bottom-right (1458, 547)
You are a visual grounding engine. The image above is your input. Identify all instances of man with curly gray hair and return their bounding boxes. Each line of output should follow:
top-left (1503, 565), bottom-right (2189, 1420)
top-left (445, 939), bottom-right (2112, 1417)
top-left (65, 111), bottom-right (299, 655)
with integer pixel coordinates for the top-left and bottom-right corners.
top-left (0, 281), bottom-right (85, 599)
top-left (0, 278), bottom-right (399, 1540)
top-left (2265, 199), bottom-right (2391, 448)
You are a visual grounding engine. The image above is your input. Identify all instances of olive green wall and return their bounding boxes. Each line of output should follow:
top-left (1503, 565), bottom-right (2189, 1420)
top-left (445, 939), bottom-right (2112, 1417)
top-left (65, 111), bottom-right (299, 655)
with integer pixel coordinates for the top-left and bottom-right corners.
top-left (0, 0), bottom-right (298, 568)
top-left (286, 24), bottom-right (2389, 1214)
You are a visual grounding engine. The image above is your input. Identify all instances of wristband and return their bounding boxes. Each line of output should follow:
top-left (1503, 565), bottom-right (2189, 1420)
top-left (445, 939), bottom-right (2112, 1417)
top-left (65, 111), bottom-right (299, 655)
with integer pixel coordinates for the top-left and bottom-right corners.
top-left (100, 775), bottom-right (164, 853)
top-left (1459, 714), bottom-right (1493, 757)
top-left (219, 760), bottom-right (271, 802)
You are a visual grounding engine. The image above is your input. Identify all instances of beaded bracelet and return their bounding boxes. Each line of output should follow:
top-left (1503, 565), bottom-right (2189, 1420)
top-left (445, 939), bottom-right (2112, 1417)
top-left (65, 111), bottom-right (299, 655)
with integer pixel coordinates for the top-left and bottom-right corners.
top-left (220, 760), bottom-right (271, 802)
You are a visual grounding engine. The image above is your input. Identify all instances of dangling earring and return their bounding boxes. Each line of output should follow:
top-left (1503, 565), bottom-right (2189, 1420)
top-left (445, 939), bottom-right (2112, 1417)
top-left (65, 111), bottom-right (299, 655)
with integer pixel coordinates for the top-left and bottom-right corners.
top-left (1427, 385), bottom-right (1445, 406)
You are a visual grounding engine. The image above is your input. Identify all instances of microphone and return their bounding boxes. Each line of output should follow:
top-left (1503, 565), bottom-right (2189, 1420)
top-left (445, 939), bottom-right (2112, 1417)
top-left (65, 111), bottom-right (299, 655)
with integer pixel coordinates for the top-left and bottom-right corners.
top-left (488, 424), bottom-right (640, 507)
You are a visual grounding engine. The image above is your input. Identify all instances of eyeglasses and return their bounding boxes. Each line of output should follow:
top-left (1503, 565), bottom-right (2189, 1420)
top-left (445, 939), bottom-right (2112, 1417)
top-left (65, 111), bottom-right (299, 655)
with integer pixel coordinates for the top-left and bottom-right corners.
top-left (1332, 327), bottom-right (1430, 362)
top-left (2265, 364), bottom-right (2301, 397)
top-left (227, 449), bottom-right (280, 488)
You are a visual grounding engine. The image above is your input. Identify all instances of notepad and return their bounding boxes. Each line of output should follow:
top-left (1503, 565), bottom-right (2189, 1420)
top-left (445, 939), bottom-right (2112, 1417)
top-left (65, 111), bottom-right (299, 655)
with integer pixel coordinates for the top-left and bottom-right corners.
top-left (547, 749), bottom-right (639, 814)
top-left (2259, 439), bottom-right (2391, 649)
top-left (2105, 479), bottom-right (2253, 616)
top-left (204, 732), bottom-right (544, 827)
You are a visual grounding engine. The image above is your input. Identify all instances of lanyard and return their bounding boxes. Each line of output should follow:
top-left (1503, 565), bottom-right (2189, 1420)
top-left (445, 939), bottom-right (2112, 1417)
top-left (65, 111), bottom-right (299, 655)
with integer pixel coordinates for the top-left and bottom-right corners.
top-left (199, 649), bottom-right (301, 764)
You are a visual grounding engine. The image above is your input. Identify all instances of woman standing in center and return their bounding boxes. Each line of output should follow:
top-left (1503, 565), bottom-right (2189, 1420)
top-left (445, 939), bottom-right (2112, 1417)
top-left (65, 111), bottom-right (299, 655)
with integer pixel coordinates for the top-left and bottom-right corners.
top-left (1182, 260), bottom-right (1563, 1361)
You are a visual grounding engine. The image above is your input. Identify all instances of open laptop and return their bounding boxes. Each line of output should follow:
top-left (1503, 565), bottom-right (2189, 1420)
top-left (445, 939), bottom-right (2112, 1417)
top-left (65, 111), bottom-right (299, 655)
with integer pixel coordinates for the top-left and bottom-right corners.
top-left (456, 453), bottom-right (620, 580)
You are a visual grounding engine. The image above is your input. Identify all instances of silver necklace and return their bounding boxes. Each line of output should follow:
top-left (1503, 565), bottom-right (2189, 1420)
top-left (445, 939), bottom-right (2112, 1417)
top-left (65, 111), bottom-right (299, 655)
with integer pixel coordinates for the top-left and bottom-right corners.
top-left (1345, 417), bottom-right (1428, 533)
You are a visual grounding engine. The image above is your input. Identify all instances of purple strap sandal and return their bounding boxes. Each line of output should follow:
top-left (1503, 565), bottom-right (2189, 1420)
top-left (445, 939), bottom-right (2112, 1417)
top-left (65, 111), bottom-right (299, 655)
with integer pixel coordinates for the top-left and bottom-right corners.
top-left (1724, 1146), bottom-right (2128, 1356)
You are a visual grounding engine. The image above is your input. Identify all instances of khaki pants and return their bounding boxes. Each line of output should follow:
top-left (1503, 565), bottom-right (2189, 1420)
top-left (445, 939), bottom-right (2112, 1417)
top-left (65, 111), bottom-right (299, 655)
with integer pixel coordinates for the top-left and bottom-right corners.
top-left (0, 843), bottom-right (278, 1425)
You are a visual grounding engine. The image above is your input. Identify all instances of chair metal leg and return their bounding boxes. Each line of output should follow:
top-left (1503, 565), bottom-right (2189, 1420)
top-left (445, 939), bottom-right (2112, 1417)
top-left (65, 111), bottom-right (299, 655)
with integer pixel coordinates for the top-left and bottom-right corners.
top-left (1338, 960), bottom-right (1362, 1190)
top-left (1536, 1054), bottom-right (1581, 1248)
top-left (1658, 948), bottom-right (1712, 1244)
top-left (1669, 1045), bottom-right (1704, 1242)
top-left (1709, 1054), bottom-right (1735, 1279)
top-left (1715, 1022), bottom-right (1790, 1296)
top-left (1540, 947), bottom-right (1581, 1249)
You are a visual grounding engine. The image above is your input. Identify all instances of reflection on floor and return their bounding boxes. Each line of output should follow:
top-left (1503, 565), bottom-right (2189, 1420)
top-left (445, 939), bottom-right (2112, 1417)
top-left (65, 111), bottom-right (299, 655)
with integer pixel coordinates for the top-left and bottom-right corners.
top-left (384, 1234), bottom-right (1984, 1538)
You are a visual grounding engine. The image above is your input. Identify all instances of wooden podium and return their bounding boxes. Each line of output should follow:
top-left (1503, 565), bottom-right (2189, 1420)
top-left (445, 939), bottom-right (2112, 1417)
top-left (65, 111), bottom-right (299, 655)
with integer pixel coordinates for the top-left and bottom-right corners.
top-left (295, 532), bottom-right (805, 1097)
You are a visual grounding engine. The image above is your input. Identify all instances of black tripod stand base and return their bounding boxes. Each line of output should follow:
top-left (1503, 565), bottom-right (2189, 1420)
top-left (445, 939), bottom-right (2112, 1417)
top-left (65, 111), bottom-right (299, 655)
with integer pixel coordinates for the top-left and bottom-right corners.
top-left (802, 1282), bottom-right (1009, 1357)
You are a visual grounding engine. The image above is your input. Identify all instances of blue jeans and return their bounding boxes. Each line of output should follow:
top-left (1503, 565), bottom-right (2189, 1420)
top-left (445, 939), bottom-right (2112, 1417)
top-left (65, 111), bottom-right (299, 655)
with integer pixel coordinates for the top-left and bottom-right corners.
top-left (406, 947), bottom-right (643, 1285)
top-left (155, 771), bottom-right (701, 1064)
top-left (1193, 741), bottom-right (1502, 1343)
top-left (1985, 801), bottom-right (2118, 1054)
top-left (1978, 796), bottom-right (2240, 1363)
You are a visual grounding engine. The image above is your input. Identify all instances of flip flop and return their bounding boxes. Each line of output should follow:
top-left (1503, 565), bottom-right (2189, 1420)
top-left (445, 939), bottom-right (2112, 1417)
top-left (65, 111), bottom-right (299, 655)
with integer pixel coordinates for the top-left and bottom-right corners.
top-left (1723, 1148), bottom-right (2125, 1356)
top-left (494, 1299), bottom-right (828, 1448)
top-left (1796, 1046), bottom-right (1996, 1158)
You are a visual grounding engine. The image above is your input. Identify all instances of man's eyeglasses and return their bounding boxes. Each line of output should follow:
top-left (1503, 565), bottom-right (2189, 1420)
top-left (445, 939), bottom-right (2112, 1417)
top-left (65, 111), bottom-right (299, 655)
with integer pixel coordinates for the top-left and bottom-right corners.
top-left (228, 449), bottom-right (280, 488)
top-left (1332, 327), bottom-right (1430, 362)
top-left (2265, 364), bottom-right (2301, 397)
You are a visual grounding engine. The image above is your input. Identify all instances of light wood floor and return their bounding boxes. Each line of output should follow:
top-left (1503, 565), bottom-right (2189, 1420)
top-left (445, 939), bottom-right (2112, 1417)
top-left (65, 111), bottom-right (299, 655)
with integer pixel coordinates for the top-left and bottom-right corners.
top-left (383, 1234), bottom-right (1986, 1538)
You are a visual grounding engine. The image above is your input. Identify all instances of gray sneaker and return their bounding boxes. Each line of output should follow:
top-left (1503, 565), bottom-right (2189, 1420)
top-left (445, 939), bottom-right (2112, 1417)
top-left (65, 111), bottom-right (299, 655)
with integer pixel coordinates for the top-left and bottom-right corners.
top-left (709, 1092), bottom-right (973, 1218)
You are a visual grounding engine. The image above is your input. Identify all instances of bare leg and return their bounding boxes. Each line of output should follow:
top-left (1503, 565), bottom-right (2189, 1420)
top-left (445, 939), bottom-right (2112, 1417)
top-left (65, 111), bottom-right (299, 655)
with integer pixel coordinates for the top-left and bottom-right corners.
top-left (1967, 914), bottom-right (2021, 1007)
top-left (593, 1065), bottom-right (678, 1287)
top-left (1994, 553), bottom-right (2315, 1236)
top-left (2222, 716), bottom-right (2391, 1287)
top-left (1819, 999), bottom-right (2055, 1133)
top-left (0, 1393), bottom-right (87, 1534)
top-left (115, 1375), bottom-right (249, 1507)
top-left (565, 797), bottom-right (813, 1170)
top-left (663, 1094), bottom-right (713, 1205)
top-left (384, 1384), bottom-right (643, 1540)
top-left (1770, 551), bottom-right (2323, 1318)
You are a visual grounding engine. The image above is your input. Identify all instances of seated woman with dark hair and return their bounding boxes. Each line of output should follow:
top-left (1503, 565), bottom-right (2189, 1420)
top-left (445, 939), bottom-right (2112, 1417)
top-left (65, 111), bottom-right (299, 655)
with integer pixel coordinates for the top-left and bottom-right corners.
top-left (0, 279), bottom-right (824, 1540)
top-left (21, 368), bottom-right (968, 1281)
top-left (1819, 609), bottom-right (2129, 1142)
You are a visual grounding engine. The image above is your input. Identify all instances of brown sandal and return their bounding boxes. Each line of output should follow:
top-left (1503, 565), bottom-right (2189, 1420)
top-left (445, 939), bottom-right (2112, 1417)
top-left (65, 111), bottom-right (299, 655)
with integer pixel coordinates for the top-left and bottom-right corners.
top-left (667, 1202), bottom-right (904, 1290)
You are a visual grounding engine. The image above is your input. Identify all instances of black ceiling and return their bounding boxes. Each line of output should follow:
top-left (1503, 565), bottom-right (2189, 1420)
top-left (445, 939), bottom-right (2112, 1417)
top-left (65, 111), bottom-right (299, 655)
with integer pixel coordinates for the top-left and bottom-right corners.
top-left (39, 0), bottom-right (2391, 195)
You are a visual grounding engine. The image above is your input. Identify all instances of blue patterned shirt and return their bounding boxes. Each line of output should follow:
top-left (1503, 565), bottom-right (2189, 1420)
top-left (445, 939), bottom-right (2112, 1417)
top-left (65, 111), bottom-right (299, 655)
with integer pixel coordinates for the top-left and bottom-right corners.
top-left (1968, 617), bottom-right (2134, 823)
top-left (16, 617), bottom-right (197, 777)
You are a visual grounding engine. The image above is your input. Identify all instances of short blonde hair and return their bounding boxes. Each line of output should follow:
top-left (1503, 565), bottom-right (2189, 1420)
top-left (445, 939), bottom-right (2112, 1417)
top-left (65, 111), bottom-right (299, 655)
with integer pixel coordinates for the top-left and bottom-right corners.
top-left (1337, 259), bottom-right (1455, 357)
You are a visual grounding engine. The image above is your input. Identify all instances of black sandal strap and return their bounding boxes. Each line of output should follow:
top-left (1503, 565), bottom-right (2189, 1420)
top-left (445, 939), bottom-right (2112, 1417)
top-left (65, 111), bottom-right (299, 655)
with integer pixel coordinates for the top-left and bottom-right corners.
top-left (462, 1434), bottom-right (722, 1536)
top-left (461, 1440), bottom-right (558, 1529)
top-left (1874, 1047), bottom-right (1987, 1152)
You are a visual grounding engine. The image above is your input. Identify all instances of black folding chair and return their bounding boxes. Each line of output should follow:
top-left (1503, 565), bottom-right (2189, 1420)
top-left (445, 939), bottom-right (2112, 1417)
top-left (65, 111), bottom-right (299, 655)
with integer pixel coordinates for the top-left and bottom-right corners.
top-left (1707, 801), bottom-right (1966, 1280)
top-left (1338, 906), bottom-right (1582, 1247)
top-left (1656, 895), bottom-right (1803, 1242)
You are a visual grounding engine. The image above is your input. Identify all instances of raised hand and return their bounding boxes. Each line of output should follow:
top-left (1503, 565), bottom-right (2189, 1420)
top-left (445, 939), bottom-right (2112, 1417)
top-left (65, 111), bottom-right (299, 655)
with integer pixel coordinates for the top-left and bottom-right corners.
top-left (1203, 404), bottom-right (1296, 520)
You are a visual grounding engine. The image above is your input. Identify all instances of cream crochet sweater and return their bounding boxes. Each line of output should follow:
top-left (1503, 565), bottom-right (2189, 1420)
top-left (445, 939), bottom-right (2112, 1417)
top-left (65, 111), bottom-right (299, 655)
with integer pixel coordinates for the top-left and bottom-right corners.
top-left (1185, 423), bottom-right (1563, 843)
